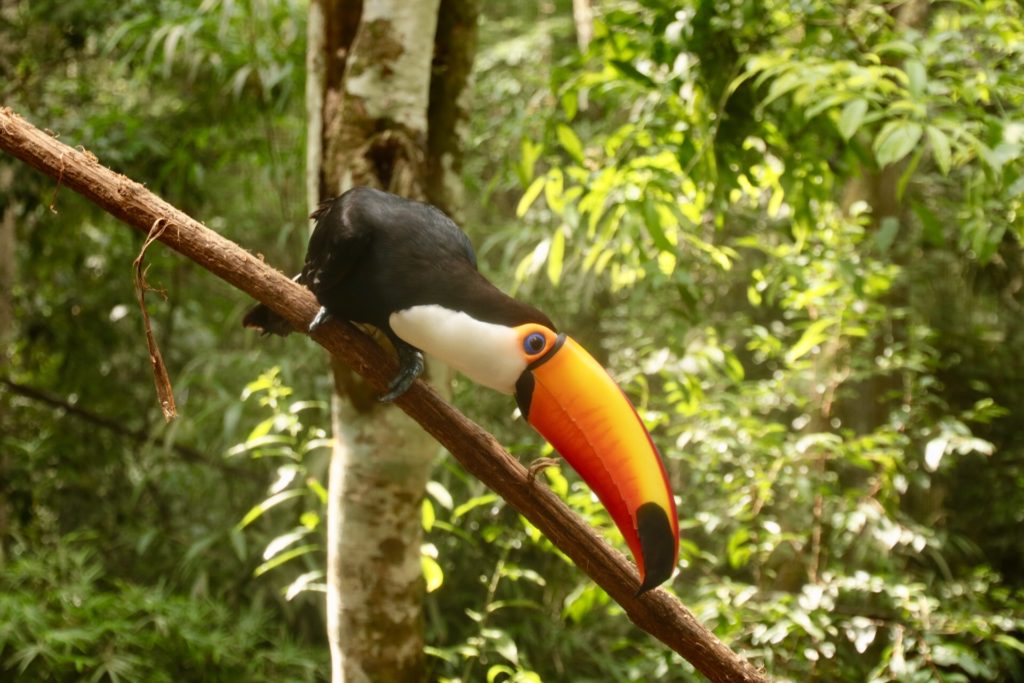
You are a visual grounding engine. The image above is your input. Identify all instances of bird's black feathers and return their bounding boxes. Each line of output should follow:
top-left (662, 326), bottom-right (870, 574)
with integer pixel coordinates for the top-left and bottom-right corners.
top-left (243, 187), bottom-right (553, 338)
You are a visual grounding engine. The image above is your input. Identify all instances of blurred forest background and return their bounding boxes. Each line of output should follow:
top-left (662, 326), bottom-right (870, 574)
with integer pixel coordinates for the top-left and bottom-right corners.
top-left (2, 0), bottom-right (1024, 681)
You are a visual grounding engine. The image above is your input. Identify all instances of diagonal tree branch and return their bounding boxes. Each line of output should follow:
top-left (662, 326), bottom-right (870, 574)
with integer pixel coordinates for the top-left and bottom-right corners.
top-left (0, 107), bottom-right (768, 683)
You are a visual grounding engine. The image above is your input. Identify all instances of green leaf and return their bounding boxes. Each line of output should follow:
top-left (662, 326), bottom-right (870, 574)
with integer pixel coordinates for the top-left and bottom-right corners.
top-left (422, 555), bottom-right (444, 593)
top-left (785, 318), bottom-right (837, 365)
top-left (253, 544), bottom-right (318, 577)
top-left (561, 91), bottom-right (578, 121)
top-left (241, 367), bottom-right (280, 399)
top-left (905, 59), bottom-right (927, 98)
top-left (543, 168), bottom-right (565, 214)
top-left (995, 634), bottom-right (1024, 656)
top-left (516, 176), bottom-right (546, 217)
top-left (307, 477), bottom-right (328, 504)
top-left (237, 488), bottom-right (305, 529)
top-left (642, 197), bottom-right (674, 252)
top-left (838, 99), bottom-right (868, 141)
top-left (517, 138), bottom-right (543, 187)
top-left (263, 528), bottom-right (311, 560)
top-left (547, 228), bottom-right (565, 285)
top-left (609, 59), bottom-right (656, 88)
top-left (284, 570), bottom-right (325, 600)
top-left (763, 70), bottom-right (803, 106)
top-left (726, 528), bottom-right (752, 568)
top-left (926, 125), bottom-right (951, 175)
top-left (422, 498), bottom-right (436, 532)
top-left (454, 493), bottom-right (499, 519)
top-left (874, 216), bottom-right (901, 253)
top-left (425, 480), bottom-right (453, 509)
top-left (556, 124), bottom-right (584, 164)
top-left (873, 120), bottom-right (923, 167)
top-left (246, 416), bottom-right (277, 442)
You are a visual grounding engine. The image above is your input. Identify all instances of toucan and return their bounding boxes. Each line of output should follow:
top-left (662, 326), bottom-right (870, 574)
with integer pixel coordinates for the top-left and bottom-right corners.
top-left (243, 187), bottom-right (679, 593)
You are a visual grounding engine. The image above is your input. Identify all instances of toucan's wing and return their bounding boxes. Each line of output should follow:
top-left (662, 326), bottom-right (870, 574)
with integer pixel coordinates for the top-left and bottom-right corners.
top-left (301, 196), bottom-right (373, 294)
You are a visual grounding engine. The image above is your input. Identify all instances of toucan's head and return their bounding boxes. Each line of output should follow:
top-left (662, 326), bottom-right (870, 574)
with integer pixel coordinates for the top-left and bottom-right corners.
top-left (389, 307), bottom-right (680, 592)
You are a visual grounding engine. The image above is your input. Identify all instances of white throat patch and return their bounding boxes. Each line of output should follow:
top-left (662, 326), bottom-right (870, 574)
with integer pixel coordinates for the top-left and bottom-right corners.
top-left (389, 305), bottom-right (526, 394)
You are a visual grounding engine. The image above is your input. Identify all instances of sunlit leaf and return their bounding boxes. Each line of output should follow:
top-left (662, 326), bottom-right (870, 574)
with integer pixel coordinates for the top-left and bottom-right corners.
top-left (543, 168), bottom-right (565, 214)
top-left (426, 480), bottom-right (454, 510)
top-left (253, 544), bottom-right (318, 577)
top-left (246, 416), bottom-right (277, 442)
top-left (237, 489), bottom-right (304, 529)
top-left (422, 498), bottom-right (436, 532)
top-left (785, 318), bottom-right (837, 365)
top-left (284, 570), bottom-right (325, 600)
top-left (926, 125), bottom-right (951, 175)
top-left (422, 555), bottom-right (444, 593)
top-left (838, 98), bottom-right (868, 141)
top-left (263, 528), bottom-right (311, 560)
top-left (642, 197), bottom-right (674, 252)
top-left (873, 120), bottom-right (923, 167)
top-left (516, 175), bottom-right (545, 217)
top-left (518, 138), bottom-right (543, 187)
top-left (306, 477), bottom-right (328, 504)
top-left (905, 59), bottom-right (927, 98)
top-left (453, 493), bottom-right (499, 519)
top-left (556, 124), bottom-right (584, 164)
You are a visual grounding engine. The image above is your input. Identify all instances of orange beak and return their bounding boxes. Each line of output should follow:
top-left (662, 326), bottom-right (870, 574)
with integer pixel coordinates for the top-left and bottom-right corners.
top-left (514, 333), bottom-right (679, 593)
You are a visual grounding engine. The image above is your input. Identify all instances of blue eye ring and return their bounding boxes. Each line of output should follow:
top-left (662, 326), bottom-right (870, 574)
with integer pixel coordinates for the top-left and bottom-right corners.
top-left (524, 332), bottom-right (547, 355)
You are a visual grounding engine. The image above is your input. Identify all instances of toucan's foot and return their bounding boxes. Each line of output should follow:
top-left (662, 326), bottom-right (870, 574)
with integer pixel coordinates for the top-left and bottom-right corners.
top-left (378, 342), bottom-right (424, 402)
top-left (527, 457), bottom-right (560, 483)
top-left (308, 306), bottom-right (332, 333)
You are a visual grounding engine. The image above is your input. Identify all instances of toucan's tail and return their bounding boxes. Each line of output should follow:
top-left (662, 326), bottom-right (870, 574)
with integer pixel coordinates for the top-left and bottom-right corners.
top-left (242, 303), bottom-right (294, 337)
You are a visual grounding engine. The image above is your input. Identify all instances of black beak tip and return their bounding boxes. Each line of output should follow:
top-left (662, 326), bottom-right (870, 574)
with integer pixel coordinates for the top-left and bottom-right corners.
top-left (634, 502), bottom-right (677, 596)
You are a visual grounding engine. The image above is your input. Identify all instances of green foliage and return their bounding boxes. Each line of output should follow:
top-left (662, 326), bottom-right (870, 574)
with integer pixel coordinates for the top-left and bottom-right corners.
top-left (6, 0), bottom-right (1024, 681)
top-left (461, 0), bottom-right (1024, 681)
top-left (0, 536), bottom-right (323, 682)
top-left (2, 0), bottom-right (320, 676)
top-left (230, 368), bottom-right (329, 598)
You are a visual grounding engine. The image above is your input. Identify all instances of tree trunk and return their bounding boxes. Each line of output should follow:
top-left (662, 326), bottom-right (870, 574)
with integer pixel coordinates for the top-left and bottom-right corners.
top-left (572, 0), bottom-right (594, 52)
top-left (310, 1), bottom-right (453, 681)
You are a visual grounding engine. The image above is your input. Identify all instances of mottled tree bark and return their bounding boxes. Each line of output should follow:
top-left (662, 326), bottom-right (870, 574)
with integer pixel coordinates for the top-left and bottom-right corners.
top-left (310, 1), bottom-right (452, 681)
top-left (426, 0), bottom-right (479, 216)
top-left (572, 0), bottom-right (594, 52)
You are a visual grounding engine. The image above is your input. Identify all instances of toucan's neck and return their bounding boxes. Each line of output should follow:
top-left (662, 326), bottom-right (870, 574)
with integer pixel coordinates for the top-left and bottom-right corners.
top-left (444, 270), bottom-right (555, 330)
top-left (389, 304), bottom-right (528, 394)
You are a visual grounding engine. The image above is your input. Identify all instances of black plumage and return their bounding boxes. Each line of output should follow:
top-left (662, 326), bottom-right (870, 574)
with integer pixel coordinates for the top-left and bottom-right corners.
top-left (243, 187), bottom-right (553, 399)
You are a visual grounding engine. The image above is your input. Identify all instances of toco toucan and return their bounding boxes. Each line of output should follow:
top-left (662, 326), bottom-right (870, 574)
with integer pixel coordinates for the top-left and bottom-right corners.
top-left (243, 187), bottom-right (679, 593)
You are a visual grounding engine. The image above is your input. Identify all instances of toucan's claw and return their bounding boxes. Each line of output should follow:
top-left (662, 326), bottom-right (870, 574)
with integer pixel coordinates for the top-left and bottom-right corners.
top-left (378, 342), bottom-right (424, 402)
top-left (526, 457), bottom-right (560, 483)
top-left (308, 306), bottom-right (332, 333)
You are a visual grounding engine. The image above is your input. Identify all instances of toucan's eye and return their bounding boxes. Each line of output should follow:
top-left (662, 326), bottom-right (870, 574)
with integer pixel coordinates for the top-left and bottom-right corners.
top-left (524, 332), bottom-right (547, 355)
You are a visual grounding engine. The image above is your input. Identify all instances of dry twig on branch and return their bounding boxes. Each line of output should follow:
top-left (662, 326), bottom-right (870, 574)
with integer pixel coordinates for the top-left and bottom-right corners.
top-left (0, 107), bottom-right (768, 683)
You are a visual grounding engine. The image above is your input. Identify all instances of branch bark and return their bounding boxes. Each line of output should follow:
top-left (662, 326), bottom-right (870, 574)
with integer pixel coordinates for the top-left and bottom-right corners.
top-left (0, 107), bottom-right (768, 683)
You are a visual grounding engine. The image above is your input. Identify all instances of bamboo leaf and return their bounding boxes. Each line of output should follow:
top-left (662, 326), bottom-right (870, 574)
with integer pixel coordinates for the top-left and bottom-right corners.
top-left (422, 555), bottom-right (444, 593)
top-left (253, 544), bottom-right (318, 577)
top-left (516, 175), bottom-right (546, 217)
top-left (785, 318), bottom-right (837, 365)
top-left (556, 125), bottom-right (585, 164)
top-left (237, 488), bottom-right (304, 529)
